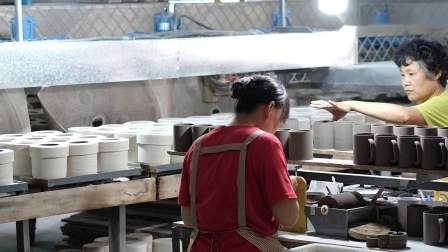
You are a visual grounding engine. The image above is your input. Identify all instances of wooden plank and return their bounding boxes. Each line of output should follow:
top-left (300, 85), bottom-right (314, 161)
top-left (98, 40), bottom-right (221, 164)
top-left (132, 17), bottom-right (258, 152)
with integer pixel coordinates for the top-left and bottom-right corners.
top-left (158, 174), bottom-right (181, 200)
top-left (167, 150), bottom-right (187, 156)
top-left (289, 158), bottom-right (448, 176)
top-left (0, 178), bottom-right (156, 223)
top-left (301, 165), bottom-right (349, 172)
top-left (313, 148), bottom-right (353, 158)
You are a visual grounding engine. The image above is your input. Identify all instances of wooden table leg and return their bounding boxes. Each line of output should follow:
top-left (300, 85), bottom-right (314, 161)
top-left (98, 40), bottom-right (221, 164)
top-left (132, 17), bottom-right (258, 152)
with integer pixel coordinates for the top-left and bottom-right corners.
top-left (108, 205), bottom-right (126, 252)
top-left (16, 220), bottom-right (30, 252)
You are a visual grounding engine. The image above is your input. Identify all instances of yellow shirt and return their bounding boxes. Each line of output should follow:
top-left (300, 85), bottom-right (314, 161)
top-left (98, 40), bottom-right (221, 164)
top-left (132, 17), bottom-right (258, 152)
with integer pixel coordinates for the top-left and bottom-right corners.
top-left (414, 90), bottom-right (448, 127)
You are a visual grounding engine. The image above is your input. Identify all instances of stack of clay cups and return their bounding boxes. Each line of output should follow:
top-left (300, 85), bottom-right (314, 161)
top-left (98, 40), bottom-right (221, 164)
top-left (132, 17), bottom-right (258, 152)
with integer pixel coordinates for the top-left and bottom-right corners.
top-left (28, 130), bottom-right (62, 138)
top-left (77, 135), bottom-right (107, 142)
top-left (157, 118), bottom-right (184, 124)
top-left (67, 127), bottom-right (95, 135)
top-left (97, 138), bottom-right (129, 172)
top-left (90, 127), bottom-right (120, 138)
top-left (6, 140), bottom-right (41, 176)
top-left (114, 129), bottom-right (143, 163)
top-left (1, 134), bottom-right (26, 140)
top-left (153, 238), bottom-right (175, 252)
top-left (0, 149), bottom-right (14, 185)
top-left (126, 240), bottom-right (148, 252)
top-left (94, 236), bottom-right (149, 252)
top-left (82, 243), bottom-right (109, 252)
top-left (51, 133), bottom-right (81, 141)
top-left (123, 121), bottom-right (156, 130)
top-left (29, 142), bottom-right (69, 179)
top-left (67, 140), bottom-right (99, 176)
top-left (99, 124), bottom-right (125, 129)
top-left (137, 132), bottom-right (174, 166)
top-left (126, 233), bottom-right (153, 252)
top-left (0, 139), bottom-right (15, 148)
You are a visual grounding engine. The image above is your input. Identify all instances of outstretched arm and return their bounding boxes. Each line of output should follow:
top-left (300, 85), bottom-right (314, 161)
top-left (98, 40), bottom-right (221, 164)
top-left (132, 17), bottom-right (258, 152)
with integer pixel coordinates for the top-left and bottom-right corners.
top-left (311, 100), bottom-right (427, 125)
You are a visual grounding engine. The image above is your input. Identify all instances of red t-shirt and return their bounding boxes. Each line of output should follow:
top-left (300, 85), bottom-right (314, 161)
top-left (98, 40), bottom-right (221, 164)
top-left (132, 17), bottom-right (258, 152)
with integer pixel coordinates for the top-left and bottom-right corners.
top-left (178, 125), bottom-right (297, 251)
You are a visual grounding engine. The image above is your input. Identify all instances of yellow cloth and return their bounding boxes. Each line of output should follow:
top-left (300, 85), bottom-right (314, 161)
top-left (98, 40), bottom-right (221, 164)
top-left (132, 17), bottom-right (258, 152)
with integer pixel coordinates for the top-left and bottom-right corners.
top-left (414, 90), bottom-right (448, 127)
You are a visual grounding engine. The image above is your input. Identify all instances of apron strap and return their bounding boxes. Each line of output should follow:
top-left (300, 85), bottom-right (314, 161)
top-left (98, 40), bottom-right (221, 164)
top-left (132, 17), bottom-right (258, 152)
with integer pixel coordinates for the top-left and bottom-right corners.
top-left (189, 135), bottom-right (203, 228)
top-left (237, 130), bottom-right (264, 227)
top-left (189, 129), bottom-right (264, 228)
top-left (200, 143), bottom-right (243, 154)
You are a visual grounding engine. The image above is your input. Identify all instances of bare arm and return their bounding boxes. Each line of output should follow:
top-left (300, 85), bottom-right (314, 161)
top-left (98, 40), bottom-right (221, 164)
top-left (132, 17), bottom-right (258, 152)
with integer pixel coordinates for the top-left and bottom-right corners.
top-left (344, 101), bottom-right (426, 125)
top-left (181, 206), bottom-right (195, 228)
top-left (311, 100), bottom-right (427, 126)
top-left (271, 199), bottom-right (299, 227)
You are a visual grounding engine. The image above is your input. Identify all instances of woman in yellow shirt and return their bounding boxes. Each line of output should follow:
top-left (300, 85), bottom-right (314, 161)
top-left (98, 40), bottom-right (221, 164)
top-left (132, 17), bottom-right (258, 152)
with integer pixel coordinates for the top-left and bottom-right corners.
top-left (311, 38), bottom-right (448, 127)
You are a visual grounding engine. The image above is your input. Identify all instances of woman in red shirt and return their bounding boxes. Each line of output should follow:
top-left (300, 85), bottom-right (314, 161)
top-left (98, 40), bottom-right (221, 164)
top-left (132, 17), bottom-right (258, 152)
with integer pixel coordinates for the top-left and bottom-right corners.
top-left (178, 75), bottom-right (299, 251)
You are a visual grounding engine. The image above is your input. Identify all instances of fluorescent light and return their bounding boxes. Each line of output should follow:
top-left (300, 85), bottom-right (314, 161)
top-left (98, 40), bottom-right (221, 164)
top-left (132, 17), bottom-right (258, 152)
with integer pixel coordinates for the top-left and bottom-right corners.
top-left (318, 0), bottom-right (348, 15)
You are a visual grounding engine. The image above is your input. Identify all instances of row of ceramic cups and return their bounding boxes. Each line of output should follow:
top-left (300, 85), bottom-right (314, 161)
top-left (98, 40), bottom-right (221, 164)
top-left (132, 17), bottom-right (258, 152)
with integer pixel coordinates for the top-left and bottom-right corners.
top-left (353, 132), bottom-right (448, 170)
top-left (313, 122), bottom-right (448, 151)
top-left (172, 123), bottom-right (217, 152)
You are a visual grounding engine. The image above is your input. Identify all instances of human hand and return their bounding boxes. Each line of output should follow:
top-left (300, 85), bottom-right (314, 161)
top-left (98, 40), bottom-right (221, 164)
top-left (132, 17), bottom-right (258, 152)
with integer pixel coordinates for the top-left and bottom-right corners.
top-left (310, 100), bottom-right (350, 121)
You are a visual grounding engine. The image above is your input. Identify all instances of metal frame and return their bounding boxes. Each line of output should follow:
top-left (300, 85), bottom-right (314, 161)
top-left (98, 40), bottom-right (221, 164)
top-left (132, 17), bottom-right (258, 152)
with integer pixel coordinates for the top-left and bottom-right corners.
top-left (0, 181), bottom-right (27, 193)
top-left (108, 205), bottom-right (126, 252)
top-left (292, 169), bottom-right (448, 191)
top-left (13, 0), bottom-right (23, 42)
top-left (13, 168), bottom-right (141, 187)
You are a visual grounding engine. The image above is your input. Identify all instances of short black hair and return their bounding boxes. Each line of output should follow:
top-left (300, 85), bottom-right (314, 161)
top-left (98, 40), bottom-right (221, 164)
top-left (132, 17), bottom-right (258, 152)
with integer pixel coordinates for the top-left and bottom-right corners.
top-left (231, 75), bottom-right (290, 122)
top-left (393, 38), bottom-right (448, 87)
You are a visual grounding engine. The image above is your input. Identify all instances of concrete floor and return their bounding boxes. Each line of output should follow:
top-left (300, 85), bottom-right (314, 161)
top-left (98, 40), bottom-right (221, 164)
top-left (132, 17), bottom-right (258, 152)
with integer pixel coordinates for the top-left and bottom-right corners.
top-left (0, 213), bottom-right (73, 252)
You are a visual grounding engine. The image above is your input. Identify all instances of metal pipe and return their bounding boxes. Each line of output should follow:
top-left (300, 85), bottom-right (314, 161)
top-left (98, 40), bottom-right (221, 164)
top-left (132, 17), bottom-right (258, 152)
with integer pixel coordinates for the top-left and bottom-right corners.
top-left (14, 0), bottom-right (23, 42)
top-left (279, 0), bottom-right (286, 27)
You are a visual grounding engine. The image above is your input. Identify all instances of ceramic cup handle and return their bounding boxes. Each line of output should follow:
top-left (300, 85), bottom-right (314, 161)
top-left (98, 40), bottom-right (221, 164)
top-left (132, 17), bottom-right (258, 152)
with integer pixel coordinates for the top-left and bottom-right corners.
top-left (439, 217), bottom-right (445, 244)
top-left (391, 139), bottom-right (398, 164)
top-left (439, 142), bottom-right (447, 168)
top-left (368, 138), bottom-right (376, 163)
top-left (414, 141), bottom-right (422, 166)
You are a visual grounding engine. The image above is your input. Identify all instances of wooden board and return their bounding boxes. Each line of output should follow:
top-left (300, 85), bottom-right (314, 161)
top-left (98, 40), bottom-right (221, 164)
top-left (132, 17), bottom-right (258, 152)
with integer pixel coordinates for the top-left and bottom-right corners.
top-left (289, 158), bottom-right (448, 176)
top-left (158, 174), bottom-right (181, 200)
top-left (313, 148), bottom-right (353, 158)
top-left (0, 178), bottom-right (156, 223)
top-left (167, 150), bottom-right (187, 156)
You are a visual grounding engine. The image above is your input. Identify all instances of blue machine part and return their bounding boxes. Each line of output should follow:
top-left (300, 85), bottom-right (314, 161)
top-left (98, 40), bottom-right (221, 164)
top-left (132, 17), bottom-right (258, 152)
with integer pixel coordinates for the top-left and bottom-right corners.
top-left (10, 16), bottom-right (36, 41)
top-left (271, 10), bottom-right (292, 29)
top-left (154, 10), bottom-right (175, 33)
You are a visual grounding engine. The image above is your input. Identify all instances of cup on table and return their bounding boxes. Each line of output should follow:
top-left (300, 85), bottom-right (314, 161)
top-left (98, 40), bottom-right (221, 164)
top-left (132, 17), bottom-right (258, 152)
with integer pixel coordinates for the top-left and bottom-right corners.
top-left (421, 136), bottom-right (447, 170)
top-left (289, 130), bottom-right (313, 161)
top-left (333, 122), bottom-right (353, 151)
top-left (352, 122), bottom-right (372, 134)
top-left (313, 121), bottom-right (334, 150)
top-left (407, 204), bottom-right (431, 237)
top-left (173, 123), bottom-right (193, 152)
top-left (398, 196), bottom-right (421, 231)
top-left (191, 124), bottom-right (211, 142)
top-left (353, 133), bottom-right (375, 165)
top-left (423, 209), bottom-right (448, 245)
top-left (397, 135), bottom-right (421, 168)
top-left (438, 127), bottom-right (448, 138)
top-left (371, 123), bottom-right (394, 134)
top-left (374, 134), bottom-right (398, 166)
top-left (393, 125), bottom-right (415, 136)
top-left (415, 126), bottom-right (438, 137)
top-left (274, 128), bottom-right (291, 159)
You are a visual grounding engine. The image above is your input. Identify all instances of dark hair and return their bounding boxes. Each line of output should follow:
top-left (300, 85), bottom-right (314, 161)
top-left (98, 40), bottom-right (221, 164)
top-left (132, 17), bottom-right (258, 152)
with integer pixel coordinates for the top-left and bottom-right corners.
top-left (393, 38), bottom-right (448, 87)
top-left (230, 75), bottom-right (290, 121)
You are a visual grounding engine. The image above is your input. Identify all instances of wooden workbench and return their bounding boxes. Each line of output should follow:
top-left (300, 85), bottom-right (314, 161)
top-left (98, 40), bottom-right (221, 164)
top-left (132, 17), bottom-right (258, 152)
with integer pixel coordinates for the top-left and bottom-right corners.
top-left (0, 177), bottom-right (156, 252)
